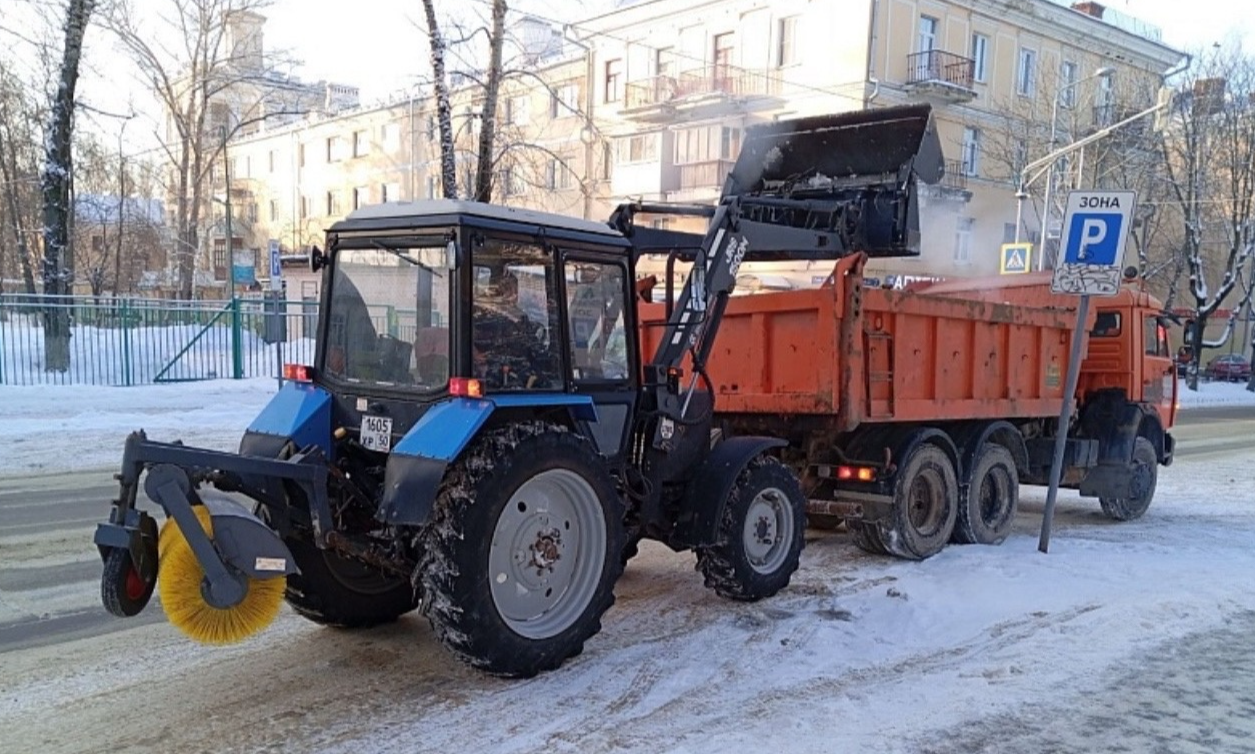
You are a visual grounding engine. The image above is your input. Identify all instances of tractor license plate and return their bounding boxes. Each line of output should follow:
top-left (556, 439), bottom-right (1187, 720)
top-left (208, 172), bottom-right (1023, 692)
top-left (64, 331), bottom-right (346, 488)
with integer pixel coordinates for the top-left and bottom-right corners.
top-left (360, 415), bottom-right (393, 452)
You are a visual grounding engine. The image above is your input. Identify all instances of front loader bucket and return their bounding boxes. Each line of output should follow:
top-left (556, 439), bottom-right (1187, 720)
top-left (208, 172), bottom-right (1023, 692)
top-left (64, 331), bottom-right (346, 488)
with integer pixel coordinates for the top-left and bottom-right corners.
top-left (722, 103), bottom-right (945, 258)
top-left (725, 103), bottom-right (944, 196)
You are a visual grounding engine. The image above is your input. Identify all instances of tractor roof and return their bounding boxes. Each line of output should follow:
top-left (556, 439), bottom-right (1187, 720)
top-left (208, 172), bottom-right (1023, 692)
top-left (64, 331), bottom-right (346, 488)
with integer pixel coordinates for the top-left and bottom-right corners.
top-left (331, 199), bottom-right (628, 244)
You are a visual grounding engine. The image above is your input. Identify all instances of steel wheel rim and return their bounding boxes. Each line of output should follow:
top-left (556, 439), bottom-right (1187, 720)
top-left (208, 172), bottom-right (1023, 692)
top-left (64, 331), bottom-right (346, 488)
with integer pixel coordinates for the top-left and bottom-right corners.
top-left (742, 487), bottom-right (794, 575)
top-left (978, 467), bottom-right (1012, 527)
top-left (489, 468), bottom-right (607, 640)
top-left (908, 469), bottom-right (946, 535)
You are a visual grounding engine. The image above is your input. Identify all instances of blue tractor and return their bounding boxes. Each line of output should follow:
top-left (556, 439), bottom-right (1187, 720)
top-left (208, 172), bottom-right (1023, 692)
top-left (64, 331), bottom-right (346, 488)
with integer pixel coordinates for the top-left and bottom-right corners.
top-left (94, 104), bottom-right (944, 677)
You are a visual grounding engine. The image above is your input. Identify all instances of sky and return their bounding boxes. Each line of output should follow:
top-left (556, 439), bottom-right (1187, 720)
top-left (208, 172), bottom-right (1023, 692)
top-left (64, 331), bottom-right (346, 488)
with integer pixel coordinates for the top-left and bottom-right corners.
top-left (1, 0), bottom-right (1251, 157)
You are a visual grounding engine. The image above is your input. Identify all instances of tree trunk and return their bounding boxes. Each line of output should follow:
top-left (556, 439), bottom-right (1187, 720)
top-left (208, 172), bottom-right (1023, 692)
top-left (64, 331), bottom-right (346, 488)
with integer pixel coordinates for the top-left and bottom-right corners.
top-left (421, 0), bottom-right (458, 199)
top-left (41, 0), bottom-right (97, 372)
top-left (1187, 314), bottom-right (1206, 391)
top-left (0, 123), bottom-right (35, 297)
top-left (113, 158), bottom-right (125, 296)
top-left (473, 0), bottom-right (508, 203)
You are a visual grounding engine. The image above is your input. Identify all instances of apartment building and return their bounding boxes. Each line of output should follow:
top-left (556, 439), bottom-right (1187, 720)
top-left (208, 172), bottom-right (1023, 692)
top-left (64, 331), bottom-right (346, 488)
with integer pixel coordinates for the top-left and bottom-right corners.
top-left (578, 0), bottom-right (1183, 282)
top-left (197, 0), bottom-right (1182, 295)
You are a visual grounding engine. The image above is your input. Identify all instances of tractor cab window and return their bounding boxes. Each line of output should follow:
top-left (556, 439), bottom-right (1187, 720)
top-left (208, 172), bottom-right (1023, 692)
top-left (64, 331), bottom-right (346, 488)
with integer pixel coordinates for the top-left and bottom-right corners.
top-left (472, 239), bottom-right (563, 390)
top-left (565, 261), bottom-right (629, 381)
top-left (323, 245), bottom-right (451, 388)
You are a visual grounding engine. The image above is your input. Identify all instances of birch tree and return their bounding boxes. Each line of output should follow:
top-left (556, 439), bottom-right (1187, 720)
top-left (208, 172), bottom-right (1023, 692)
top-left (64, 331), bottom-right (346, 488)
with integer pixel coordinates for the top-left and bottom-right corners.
top-left (41, 0), bottom-right (97, 371)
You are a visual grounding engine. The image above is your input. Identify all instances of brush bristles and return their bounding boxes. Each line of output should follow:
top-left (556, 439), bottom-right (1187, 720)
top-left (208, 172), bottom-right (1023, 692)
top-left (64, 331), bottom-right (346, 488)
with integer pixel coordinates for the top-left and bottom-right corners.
top-left (158, 506), bottom-right (286, 645)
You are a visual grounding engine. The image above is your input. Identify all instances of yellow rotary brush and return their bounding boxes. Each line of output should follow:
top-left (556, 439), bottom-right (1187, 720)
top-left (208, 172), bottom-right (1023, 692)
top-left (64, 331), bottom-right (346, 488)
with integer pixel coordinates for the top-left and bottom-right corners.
top-left (157, 506), bottom-right (286, 644)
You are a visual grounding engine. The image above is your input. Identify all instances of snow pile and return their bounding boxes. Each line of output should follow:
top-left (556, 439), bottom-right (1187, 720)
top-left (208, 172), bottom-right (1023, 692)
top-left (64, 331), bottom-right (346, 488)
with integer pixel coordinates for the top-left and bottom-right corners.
top-left (1176, 379), bottom-right (1255, 408)
top-left (0, 378), bottom-right (280, 474)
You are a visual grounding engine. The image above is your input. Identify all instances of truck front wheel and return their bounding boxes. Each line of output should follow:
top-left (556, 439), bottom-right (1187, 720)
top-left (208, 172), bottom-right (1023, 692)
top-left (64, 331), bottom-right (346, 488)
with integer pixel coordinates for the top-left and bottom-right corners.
top-left (1099, 437), bottom-right (1158, 521)
top-left (417, 424), bottom-right (625, 677)
top-left (696, 456), bottom-right (806, 601)
top-left (883, 443), bottom-right (957, 560)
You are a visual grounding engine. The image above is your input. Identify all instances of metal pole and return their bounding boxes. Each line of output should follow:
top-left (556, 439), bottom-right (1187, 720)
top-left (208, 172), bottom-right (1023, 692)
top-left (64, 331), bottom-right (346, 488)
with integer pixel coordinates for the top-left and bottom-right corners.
top-left (1039, 94), bottom-right (1061, 271)
top-left (1039, 293), bottom-right (1091, 553)
top-left (1013, 186), bottom-right (1025, 244)
top-left (222, 127), bottom-right (234, 300)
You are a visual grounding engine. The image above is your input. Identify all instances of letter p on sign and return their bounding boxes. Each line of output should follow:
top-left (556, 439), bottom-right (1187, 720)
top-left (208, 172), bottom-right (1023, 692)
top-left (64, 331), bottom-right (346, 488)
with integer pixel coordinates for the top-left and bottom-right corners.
top-left (1078, 219), bottom-right (1107, 260)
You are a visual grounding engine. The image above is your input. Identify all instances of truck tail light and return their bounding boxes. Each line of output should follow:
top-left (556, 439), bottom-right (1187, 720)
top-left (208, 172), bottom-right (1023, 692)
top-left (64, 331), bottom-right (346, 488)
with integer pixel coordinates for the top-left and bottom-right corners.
top-left (836, 465), bottom-right (877, 482)
top-left (448, 377), bottom-right (483, 398)
top-left (283, 363), bottom-right (314, 381)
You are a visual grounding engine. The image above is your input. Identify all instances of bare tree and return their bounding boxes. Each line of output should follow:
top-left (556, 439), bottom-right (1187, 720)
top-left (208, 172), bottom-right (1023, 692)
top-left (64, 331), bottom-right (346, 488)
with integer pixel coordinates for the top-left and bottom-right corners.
top-left (421, 0), bottom-right (459, 199)
top-left (107, 0), bottom-right (301, 299)
top-left (41, 0), bottom-right (98, 371)
top-left (1159, 44), bottom-right (1255, 390)
top-left (0, 63), bottom-right (44, 296)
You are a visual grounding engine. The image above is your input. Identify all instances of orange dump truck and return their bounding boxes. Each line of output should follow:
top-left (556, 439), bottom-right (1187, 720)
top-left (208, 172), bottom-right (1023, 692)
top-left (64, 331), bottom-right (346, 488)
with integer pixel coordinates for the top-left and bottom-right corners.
top-left (640, 254), bottom-right (1177, 560)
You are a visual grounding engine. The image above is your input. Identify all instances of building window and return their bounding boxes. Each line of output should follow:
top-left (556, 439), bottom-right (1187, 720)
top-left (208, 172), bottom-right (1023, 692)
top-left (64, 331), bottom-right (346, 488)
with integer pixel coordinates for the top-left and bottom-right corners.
top-left (300, 195), bottom-right (310, 219)
top-left (212, 238), bottom-right (226, 273)
top-left (267, 150), bottom-right (276, 173)
top-left (1096, 71), bottom-right (1115, 124)
top-left (269, 199), bottom-right (277, 222)
top-left (1017, 48), bottom-right (1037, 96)
top-left (971, 34), bottom-right (989, 83)
top-left (381, 123), bottom-right (400, 151)
top-left (327, 136), bottom-right (348, 162)
top-left (499, 167), bottom-right (523, 196)
top-left (353, 130), bottom-right (370, 158)
top-left (674, 125), bottom-right (741, 164)
top-left (918, 15), bottom-right (938, 53)
top-left (547, 157), bottom-right (573, 190)
top-left (602, 142), bottom-right (614, 180)
top-left (954, 218), bottom-right (973, 264)
top-left (426, 114), bottom-right (437, 140)
top-left (1060, 60), bottom-right (1078, 108)
top-left (247, 202), bottom-right (257, 222)
top-left (326, 190), bottom-right (341, 216)
top-left (713, 32), bottom-right (735, 79)
top-left (604, 59), bottom-right (622, 103)
top-left (298, 143), bottom-right (306, 167)
top-left (551, 82), bottom-right (579, 118)
top-left (425, 175), bottom-right (437, 199)
top-left (961, 126), bottom-right (980, 176)
top-left (382, 182), bottom-right (399, 202)
top-left (505, 94), bottom-right (530, 126)
top-left (618, 133), bottom-right (658, 163)
top-left (776, 17), bottom-right (798, 68)
top-left (656, 47), bottom-right (676, 79)
top-left (353, 186), bottom-right (368, 209)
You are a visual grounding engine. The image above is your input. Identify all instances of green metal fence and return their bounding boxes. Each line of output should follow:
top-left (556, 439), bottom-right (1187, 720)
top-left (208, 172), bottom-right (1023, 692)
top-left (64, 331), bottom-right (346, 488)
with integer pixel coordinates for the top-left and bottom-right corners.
top-left (0, 294), bottom-right (320, 386)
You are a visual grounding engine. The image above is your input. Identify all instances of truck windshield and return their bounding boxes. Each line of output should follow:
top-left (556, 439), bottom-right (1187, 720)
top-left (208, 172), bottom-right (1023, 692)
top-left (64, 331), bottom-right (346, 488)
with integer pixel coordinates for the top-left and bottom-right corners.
top-left (323, 245), bottom-right (451, 389)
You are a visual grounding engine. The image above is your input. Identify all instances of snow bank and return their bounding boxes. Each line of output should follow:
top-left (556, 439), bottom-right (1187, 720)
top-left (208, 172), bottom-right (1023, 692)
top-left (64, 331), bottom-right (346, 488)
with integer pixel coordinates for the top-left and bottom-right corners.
top-left (1176, 378), bottom-right (1255, 408)
top-left (0, 378), bottom-right (279, 475)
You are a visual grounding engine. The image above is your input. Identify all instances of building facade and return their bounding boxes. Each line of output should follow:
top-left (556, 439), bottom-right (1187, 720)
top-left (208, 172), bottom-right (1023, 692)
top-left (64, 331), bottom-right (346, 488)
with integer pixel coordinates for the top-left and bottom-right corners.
top-left (196, 0), bottom-right (1182, 297)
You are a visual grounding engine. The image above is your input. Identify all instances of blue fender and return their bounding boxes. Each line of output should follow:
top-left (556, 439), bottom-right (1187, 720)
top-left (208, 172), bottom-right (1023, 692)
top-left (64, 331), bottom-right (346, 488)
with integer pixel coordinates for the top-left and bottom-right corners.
top-left (240, 382), bottom-right (334, 458)
top-left (378, 394), bottom-right (598, 527)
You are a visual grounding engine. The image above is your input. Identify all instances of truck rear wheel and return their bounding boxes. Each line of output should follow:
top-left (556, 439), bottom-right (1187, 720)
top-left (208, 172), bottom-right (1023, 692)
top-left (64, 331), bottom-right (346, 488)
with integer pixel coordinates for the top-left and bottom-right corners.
top-left (848, 520), bottom-right (888, 555)
top-left (417, 424), bottom-right (625, 678)
top-left (953, 444), bottom-right (1018, 546)
top-left (283, 537), bottom-right (419, 628)
top-left (1099, 437), bottom-right (1158, 521)
top-left (696, 456), bottom-right (806, 601)
top-left (883, 443), bottom-right (957, 560)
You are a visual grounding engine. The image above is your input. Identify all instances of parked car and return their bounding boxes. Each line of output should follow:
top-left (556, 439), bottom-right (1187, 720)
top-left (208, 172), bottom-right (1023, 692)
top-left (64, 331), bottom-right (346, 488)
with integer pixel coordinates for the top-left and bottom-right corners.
top-left (1204, 353), bottom-right (1252, 382)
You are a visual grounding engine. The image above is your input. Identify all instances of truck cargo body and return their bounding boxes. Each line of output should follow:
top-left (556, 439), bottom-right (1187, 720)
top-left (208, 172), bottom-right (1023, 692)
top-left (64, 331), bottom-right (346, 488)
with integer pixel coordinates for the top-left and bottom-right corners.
top-left (639, 254), bottom-right (1176, 559)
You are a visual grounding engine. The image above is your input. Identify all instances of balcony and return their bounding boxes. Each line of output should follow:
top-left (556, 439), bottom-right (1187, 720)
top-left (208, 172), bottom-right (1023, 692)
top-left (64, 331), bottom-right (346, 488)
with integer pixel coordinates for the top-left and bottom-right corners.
top-left (920, 159), bottom-right (972, 202)
top-left (622, 65), bottom-right (782, 122)
top-left (904, 51), bottom-right (977, 103)
top-left (678, 159), bottom-right (735, 191)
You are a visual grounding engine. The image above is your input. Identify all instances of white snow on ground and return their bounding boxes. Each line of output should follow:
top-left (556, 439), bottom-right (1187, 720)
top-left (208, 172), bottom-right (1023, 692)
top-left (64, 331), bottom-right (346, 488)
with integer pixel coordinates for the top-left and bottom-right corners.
top-left (0, 379), bottom-right (279, 475)
top-left (1176, 378), bottom-right (1255, 408)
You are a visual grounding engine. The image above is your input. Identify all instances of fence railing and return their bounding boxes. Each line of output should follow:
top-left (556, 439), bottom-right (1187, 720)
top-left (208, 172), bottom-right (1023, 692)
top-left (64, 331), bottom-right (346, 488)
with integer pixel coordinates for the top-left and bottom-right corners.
top-left (0, 294), bottom-right (326, 386)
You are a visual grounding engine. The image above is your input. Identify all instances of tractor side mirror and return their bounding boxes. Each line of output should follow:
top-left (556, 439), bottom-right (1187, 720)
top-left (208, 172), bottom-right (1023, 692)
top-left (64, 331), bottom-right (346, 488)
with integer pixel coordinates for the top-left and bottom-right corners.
top-left (309, 245), bottom-right (327, 273)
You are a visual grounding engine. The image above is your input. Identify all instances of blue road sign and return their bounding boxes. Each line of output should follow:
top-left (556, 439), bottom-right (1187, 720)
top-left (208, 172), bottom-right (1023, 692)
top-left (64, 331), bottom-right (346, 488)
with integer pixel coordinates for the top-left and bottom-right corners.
top-left (1051, 190), bottom-right (1135, 297)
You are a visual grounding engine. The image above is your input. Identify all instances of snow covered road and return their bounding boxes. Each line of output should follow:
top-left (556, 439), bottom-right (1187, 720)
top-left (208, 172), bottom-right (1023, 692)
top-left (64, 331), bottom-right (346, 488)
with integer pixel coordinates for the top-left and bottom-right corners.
top-left (1, 411), bottom-right (1253, 753)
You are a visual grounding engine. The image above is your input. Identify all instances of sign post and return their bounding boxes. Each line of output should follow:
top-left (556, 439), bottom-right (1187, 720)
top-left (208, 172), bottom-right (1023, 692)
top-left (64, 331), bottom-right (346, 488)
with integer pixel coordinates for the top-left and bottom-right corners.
top-left (267, 239), bottom-right (283, 387)
top-left (1039, 190), bottom-right (1135, 553)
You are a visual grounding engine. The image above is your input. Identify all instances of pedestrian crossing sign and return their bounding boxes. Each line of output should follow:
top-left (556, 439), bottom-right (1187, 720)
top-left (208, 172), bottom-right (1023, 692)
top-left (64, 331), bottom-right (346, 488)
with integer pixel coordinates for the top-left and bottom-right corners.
top-left (1000, 243), bottom-right (1032, 274)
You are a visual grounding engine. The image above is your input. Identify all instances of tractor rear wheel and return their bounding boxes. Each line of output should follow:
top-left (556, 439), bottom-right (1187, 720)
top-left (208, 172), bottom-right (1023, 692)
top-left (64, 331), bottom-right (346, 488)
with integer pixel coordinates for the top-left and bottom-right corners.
top-left (417, 423), bottom-right (625, 678)
top-left (1099, 437), bottom-right (1158, 521)
top-left (283, 537), bottom-right (419, 628)
top-left (696, 456), bottom-right (806, 601)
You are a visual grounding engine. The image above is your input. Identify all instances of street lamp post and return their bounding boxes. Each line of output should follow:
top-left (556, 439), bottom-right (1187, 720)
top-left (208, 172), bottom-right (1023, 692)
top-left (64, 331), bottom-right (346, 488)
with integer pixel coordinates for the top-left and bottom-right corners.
top-left (219, 126), bottom-right (235, 299)
top-left (1033, 67), bottom-right (1115, 269)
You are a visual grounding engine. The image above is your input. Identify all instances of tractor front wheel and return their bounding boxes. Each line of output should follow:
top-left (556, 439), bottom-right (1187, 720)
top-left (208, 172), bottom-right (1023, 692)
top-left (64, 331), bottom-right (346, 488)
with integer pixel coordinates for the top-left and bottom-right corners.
top-left (283, 537), bottom-right (419, 628)
top-left (417, 423), bottom-right (625, 678)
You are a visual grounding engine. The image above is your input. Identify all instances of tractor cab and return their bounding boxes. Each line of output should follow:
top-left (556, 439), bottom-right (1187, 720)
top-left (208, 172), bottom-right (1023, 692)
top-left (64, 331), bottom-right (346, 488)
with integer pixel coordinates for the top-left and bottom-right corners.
top-left (313, 200), bottom-right (641, 460)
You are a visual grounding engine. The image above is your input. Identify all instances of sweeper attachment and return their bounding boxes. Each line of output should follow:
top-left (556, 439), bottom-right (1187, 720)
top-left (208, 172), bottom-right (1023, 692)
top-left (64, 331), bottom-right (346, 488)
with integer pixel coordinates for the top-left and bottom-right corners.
top-left (93, 103), bottom-right (943, 674)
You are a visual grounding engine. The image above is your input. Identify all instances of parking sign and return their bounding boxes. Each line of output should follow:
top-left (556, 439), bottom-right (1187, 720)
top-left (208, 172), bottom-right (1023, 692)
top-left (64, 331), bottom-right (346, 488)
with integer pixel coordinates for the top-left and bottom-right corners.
top-left (1050, 190), bottom-right (1135, 296)
top-left (268, 239), bottom-right (282, 291)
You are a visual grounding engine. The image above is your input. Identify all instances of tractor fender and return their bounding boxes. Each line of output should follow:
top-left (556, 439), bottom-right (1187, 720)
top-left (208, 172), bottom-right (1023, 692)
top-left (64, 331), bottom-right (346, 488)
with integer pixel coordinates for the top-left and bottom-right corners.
top-left (378, 395), bottom-right (599, 527)
top-left (241, 382), bottom-right (334, 458)
top-left (671, 436), bottom-right (787, 549)
top-left (198, 492), bottom-right (301, 578)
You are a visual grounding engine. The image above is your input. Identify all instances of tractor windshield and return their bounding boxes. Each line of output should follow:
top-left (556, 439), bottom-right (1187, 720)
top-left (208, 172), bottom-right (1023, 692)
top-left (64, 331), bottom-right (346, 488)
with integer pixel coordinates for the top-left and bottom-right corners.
top-left (323, 244), bottom-right (451, 389)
